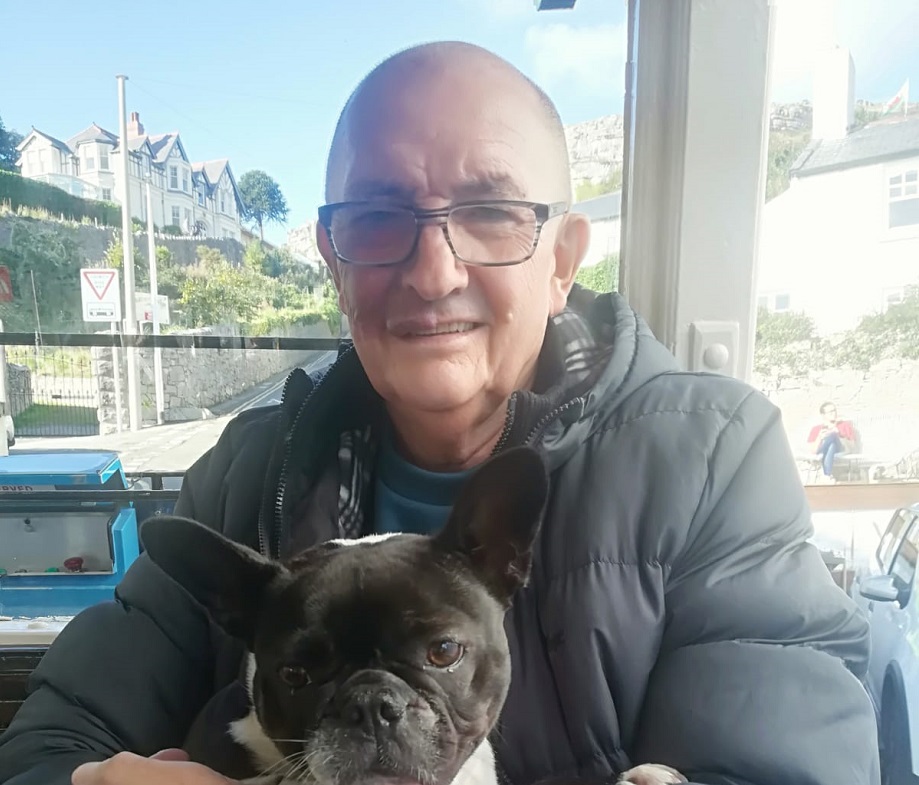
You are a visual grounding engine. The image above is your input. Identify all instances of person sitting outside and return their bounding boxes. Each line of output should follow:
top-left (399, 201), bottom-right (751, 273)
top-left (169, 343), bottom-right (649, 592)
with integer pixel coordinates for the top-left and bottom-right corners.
top-left (807, 401), bottom-right (858, 479)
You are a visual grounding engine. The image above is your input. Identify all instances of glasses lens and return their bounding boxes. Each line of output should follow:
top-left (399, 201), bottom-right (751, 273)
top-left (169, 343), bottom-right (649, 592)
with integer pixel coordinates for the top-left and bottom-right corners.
top-left (448, 204), bottom-right (537, 264)
top-left (330, 204), bottom-right (417, 265)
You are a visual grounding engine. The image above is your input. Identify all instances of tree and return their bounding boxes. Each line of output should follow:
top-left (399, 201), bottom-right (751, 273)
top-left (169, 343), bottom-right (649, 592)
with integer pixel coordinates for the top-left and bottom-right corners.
top-left (575, 168), bottom-right (623, 203)
top-left (765, 130), bottom-right (809, 201)
top-left (239, 170), bottom-right (289, 241)
top-left (179, 246), bottom-right (265, 327)
top-left (0, 114), bottom-right (23, 173)
top-left (575, 254), bottom-right (619, 293)
top-left (753, 308), bottom-right (825, 383)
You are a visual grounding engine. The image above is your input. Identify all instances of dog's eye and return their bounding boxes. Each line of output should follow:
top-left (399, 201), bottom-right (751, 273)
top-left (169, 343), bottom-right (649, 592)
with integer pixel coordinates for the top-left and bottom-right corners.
top-left (278, 664), bottom-right (310, 689)
top-left (426, 640), bottom-right (465, 669)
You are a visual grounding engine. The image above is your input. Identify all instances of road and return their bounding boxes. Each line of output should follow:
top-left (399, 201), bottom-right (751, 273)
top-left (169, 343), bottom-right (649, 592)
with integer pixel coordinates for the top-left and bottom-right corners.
top-left (10, 349), bottom-right (339, 473)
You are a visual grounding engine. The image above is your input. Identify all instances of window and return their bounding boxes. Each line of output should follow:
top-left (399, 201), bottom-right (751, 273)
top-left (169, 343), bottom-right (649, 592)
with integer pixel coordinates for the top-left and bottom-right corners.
top-left (38, 150), bottom-right (46, 173)
top-left (102, 188), bottom-right (112, 201)
top-left (221, 194), bottom-right (226, 213)
top-left (170, 166), bottom-right (178, 190)
top-left (877, 509), bottom-right (916, 573)
top-left (773, 293), bottom-right (791, 312)
top-left (184, 208), bottom-right (192, 227)
top-left (889, 516), bottom-right (919, 595)
top-left (171, 206), bottom-right (181, 226)
top-left (888, 168), bottom-right (919, 228)
top-left (84, 149), bottom-right (95, 171)
top-left (182, 171), bottom-right (189, 193)
top-left (99, 149), bottom-right (109, 170)
top-left (197, 190), bottom-right (204, 206)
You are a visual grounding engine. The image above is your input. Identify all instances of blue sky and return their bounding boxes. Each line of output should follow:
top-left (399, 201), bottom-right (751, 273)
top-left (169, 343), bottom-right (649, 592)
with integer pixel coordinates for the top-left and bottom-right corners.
top-left (1, 0), bottom-right (916, 245)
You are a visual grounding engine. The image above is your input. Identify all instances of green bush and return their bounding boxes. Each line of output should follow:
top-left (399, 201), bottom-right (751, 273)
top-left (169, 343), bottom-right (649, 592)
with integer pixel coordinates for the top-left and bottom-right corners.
top-left (0, 170), bottom-right (121, 227)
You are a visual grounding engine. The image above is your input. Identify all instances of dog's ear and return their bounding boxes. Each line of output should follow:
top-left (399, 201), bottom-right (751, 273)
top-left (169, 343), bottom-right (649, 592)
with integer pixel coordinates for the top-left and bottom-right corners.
top-left (434, 446), bottom-right (549, 605)
top-left (140, 516), bottom-right (283, 646)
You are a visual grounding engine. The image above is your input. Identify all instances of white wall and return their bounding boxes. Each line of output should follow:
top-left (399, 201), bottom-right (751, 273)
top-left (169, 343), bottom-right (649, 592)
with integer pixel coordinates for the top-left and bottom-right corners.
top-left (758, 156), bottom-right (919, 334)
top-left (581, 217), bottom-right (621, 268)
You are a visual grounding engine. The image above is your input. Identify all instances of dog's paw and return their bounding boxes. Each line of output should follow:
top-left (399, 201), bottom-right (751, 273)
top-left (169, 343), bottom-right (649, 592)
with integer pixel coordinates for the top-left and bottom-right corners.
top-left (617, 763), bottom-right (687, 785)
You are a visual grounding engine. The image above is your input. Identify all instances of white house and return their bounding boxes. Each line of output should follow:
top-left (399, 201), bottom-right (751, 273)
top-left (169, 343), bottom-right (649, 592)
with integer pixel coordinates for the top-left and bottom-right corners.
top-left (15, 112), bottom-right (244, 241)
top-left (573, 190), bottom-right (621, 267)
top-left (757, 49), bottom-right (919, 335)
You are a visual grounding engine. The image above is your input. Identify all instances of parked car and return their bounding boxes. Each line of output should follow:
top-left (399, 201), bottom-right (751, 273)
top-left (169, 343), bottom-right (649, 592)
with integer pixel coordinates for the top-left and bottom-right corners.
top-left (851, 503), bottom-right (919, 785)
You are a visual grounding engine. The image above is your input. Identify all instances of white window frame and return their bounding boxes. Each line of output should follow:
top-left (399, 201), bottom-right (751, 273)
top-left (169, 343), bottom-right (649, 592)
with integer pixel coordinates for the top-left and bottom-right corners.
top-left (102, 188), bottom-right (112, 201)
top-left (622, 0), bottom-right (773, 382)
top-left (99, 149), bottom-right (109, 171)
top-left (171, 205), bottom-right (181, 226)
top-left (169, 166), bottom-right (178, 190)
top-left (886, 165), bottom-right (919, 231)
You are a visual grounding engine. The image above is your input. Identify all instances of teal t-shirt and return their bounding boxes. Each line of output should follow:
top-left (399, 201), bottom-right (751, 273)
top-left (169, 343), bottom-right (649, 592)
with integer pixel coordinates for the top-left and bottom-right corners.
top-left (374, 429), bottom-right (474, 535)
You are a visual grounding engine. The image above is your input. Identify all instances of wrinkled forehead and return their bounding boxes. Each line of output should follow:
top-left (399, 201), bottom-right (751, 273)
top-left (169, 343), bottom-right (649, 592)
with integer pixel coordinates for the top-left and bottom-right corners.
top-left (328, 61), bottom-right (558, 205)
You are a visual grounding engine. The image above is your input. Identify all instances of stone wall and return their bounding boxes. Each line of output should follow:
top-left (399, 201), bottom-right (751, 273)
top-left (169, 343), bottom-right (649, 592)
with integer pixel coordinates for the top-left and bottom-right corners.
top-left (0, 215), bottom-right (244, 269)
top-left (5, 363), bottom-right (32, 416)
top-left (92, 321), bottom-right (337, 432)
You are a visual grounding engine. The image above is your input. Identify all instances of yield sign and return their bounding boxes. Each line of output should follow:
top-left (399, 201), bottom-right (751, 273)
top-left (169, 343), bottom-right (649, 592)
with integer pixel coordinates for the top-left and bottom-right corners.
top-left (82, 269), bottom-right (116, 300)
top-left (80, 267), bottom-right (121, 323)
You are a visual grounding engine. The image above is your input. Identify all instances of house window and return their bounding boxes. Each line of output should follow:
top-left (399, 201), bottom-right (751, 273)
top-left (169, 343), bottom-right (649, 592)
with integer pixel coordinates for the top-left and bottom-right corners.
top-left (220, 194), bottom-right (226, 213)
top-left (197, 190), bottom-right (204, 206)
top-left (182, 171), bottom-right (189, 193)
top-left (170, 166), bottom-right (178, 189)
top-left (171, 206), bottom-right (181, 226)
top-left (102, 188), bottom-right (112, 201)
top-left (773, 293), bottom-right (791, 312)
top-left (84, 150), bottom-right (95, 171)
top-left (100, 149), bottom-right (109, 170)
top-left (889, 169), bottom-right (919, 228)
top-left (185, 208), bottom-right (192, 228)
top-left (756, 295), bottom-right (769, 310)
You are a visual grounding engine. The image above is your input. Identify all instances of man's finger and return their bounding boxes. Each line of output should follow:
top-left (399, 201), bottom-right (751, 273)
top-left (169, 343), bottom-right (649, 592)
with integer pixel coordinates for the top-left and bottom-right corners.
top-left (72, 751), bottom-right (234, 785)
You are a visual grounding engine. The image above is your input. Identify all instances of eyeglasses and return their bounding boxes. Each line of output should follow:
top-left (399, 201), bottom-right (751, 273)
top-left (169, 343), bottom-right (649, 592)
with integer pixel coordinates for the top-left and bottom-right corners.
top-left (317, 200), bottom-right (569, 267)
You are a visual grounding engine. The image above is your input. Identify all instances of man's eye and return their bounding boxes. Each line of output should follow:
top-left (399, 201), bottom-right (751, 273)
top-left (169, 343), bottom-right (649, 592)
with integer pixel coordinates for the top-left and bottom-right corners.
top-left (278, 664), bottom-right (311, 688)
top-left (426, 640), bottom-right (466, 669)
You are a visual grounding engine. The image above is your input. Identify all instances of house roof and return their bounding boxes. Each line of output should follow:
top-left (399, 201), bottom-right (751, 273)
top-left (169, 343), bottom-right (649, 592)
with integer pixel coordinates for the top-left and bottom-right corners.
top-left (573, 190), bottom-right (622, 222)
top-left (67, 123), bottom-right (117, 149)
top-left (193, 158), bottom-right (229, 185)
top-left (791, 115), bottom-right (919, 178)
top-left (146, 132), bottom-right (188, 164)
top-left (17, 128), bottom-right (72, 155)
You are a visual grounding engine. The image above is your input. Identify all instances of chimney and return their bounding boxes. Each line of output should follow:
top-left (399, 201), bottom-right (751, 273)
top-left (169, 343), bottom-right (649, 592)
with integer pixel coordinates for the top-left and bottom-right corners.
top-left (812, 47), bottom-right (855, 141)
top-left (128, 111), bottom-right (145, 138)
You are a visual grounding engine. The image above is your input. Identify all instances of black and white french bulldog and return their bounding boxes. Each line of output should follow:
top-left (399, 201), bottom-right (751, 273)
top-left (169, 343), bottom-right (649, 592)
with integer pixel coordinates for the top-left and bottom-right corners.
top-left (140, 446), bottom-right (684, 785)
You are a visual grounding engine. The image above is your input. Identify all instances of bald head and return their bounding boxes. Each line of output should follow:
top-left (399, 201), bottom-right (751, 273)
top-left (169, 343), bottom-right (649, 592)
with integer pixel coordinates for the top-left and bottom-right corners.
top-left (324, 41), bottom-right (571, 204)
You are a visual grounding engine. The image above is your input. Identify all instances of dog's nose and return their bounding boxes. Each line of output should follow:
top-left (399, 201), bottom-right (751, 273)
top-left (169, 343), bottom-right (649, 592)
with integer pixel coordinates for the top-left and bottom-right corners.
top-left (342, 689), bottom-right (407, 732)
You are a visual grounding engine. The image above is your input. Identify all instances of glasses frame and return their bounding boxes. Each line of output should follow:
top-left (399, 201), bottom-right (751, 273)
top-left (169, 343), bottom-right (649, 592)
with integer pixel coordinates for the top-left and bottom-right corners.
top-left (317, 199), bottom-right (569, 268)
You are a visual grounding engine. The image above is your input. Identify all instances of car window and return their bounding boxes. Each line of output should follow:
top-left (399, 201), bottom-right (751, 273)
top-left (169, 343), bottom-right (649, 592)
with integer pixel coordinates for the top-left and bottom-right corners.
top-left (889, 515), bottom-right (919, 594)
top-left (877, 509), bottom-right (916, 573)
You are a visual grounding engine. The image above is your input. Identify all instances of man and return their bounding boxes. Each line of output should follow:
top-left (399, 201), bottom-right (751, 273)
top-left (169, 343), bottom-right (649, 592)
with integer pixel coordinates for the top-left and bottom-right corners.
top-left (0, 41), bottom-right (879, 785)
top-left (807, 401), bottom-right (858, 479)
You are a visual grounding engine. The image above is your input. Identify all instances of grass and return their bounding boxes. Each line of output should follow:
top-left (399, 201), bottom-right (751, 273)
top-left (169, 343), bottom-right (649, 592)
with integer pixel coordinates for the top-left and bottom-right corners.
top-left (12, 403), bottom-right (97, 429)
top-left (6, 347), bottom-right (93, 377)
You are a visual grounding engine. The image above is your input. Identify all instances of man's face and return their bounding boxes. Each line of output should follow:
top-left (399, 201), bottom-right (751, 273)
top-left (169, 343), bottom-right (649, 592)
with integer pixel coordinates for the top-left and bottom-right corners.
top-left (822, 406), bottom-right (838, 424)
top-left (319, 59), bottom-right (585, 416)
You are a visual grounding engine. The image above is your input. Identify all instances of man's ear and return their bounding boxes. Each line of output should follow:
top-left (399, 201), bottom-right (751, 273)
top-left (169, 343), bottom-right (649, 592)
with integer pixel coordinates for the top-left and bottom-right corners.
top-left (434, 447), bottom-right (549, 606)
top-left (316, 222), bottom-right (348, 314)
top-left (140, 516), bottom-right (283, 647)
top-left (549, 212), bottom-right (591, 316)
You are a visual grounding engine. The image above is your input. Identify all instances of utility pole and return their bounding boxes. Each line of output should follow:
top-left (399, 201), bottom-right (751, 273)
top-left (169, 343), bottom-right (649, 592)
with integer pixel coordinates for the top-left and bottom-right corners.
top-left (117, 74), bottom-right (142, 431)
top-left (0, 319), bottom-right (8, 458)
top-left (145, 180), bottom-right (165, 425)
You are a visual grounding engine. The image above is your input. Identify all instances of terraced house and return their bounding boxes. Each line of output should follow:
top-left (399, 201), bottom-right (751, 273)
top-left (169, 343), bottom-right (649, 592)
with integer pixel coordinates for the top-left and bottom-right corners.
top-left (15, 112), bottom-right (244, 240)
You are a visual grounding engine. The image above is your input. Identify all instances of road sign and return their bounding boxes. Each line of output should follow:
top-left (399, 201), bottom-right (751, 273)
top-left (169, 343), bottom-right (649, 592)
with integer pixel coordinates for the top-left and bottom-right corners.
top-left (0, 266), bottom-right (12, 303)
top-left (135, 293), bottom-right (171, 324)
top-left (80, 268), bottom-right (121, 323)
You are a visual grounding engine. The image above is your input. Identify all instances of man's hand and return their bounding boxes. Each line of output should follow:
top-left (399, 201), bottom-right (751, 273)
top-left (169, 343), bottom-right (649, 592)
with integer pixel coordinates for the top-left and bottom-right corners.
top-left (72, 749), bottom-right (236, 785)
top-left (618, 763), bottom-right (687, 784)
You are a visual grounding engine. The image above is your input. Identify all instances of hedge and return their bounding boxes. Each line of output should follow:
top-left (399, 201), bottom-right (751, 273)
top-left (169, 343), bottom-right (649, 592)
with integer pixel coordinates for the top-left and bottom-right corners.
top-left (0, 170), bottom-right (122, 227)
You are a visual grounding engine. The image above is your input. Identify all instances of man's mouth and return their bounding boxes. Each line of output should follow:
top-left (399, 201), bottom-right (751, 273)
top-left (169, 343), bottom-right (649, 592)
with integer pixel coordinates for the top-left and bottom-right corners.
top-left (404, 322), bottom-right (478, 337)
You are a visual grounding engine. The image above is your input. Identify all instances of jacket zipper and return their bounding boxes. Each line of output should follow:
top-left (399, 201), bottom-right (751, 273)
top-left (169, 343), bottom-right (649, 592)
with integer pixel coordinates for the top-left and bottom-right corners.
top-left (256, 367), bottom-right (304, 557)
top-left (269, 347), bottom-right (354, 559)
top-left (523, 397), bottom-right (583, 446)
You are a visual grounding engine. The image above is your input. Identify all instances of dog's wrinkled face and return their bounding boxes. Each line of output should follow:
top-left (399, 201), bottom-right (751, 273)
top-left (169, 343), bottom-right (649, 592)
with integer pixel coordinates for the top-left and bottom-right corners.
top-left (141, 446), bottom-right (549, 785)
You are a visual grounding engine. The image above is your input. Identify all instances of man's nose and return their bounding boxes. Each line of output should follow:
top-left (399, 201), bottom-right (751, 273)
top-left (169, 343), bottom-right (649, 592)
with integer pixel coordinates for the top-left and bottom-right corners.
top-left (400, 223), bottom-right (468, 301)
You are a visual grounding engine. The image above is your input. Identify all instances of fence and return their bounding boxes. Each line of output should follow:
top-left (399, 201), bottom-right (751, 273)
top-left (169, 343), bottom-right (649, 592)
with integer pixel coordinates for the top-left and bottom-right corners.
top-left (6, 347), bottom-right (99, 437)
